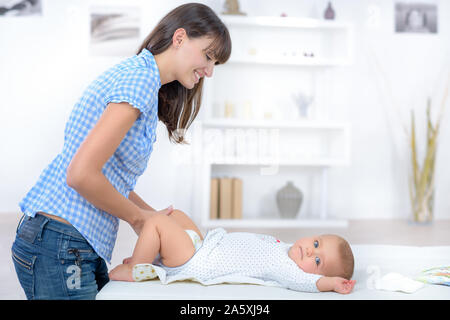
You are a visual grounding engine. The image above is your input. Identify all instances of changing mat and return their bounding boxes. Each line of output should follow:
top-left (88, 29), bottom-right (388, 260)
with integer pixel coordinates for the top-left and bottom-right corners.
top-left (97, 244), bottom-right (450, 300)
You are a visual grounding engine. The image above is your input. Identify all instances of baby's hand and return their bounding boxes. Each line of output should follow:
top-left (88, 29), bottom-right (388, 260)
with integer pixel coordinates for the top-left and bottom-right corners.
top-left (333, 277), bottom-right (356, 294)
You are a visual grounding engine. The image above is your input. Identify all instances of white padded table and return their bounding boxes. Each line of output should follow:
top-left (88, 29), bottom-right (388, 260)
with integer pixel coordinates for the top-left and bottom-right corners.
top-left (97, 245), bottom-right (450, 300)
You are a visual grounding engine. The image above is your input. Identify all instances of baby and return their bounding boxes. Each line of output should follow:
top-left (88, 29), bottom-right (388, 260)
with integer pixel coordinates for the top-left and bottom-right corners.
top-left (109, 210), bottom-right (356, 294)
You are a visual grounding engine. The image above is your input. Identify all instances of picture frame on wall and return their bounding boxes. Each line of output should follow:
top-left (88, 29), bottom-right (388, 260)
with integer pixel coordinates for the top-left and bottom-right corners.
top-left (395, 2), bottom-right (438, 34)
top-left (0, 0), bottom-right (42, 16)
top-left (90, 5), bottom-right (141, 57)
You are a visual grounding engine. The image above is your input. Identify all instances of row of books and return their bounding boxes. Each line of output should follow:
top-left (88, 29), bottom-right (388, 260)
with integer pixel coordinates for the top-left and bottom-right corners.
top-left (210, 177), bottom-right (242, 219)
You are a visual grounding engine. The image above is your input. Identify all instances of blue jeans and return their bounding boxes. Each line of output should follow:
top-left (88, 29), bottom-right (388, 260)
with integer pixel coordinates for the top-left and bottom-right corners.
top-left (11, 213), bottom-right (109, 300)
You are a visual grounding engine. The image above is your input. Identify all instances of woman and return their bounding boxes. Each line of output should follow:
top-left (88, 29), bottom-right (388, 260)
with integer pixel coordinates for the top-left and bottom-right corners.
top-left (11, 3), bottom-right (231, 300)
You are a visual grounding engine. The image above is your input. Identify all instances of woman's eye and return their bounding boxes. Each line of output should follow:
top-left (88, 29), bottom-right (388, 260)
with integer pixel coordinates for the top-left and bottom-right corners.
top-left (315, 257), bottom-right (321, 266)
top-left (206, 54), bottom-right (211, 61)
top-left (314, 240), bottom-right (319, 248)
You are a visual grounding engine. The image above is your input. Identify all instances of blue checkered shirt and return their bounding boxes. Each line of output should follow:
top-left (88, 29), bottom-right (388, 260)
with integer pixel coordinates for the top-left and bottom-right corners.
top-left (19, 49), bottom-right (161, 263)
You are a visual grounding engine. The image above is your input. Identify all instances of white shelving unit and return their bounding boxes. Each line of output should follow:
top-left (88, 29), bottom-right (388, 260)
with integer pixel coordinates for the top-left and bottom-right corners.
top-left (202, 218), bottom-right (349, 229)
top-left (222, 15), bottom-right (354, 67)
top-left (195, 15), bottom-right (354, 229)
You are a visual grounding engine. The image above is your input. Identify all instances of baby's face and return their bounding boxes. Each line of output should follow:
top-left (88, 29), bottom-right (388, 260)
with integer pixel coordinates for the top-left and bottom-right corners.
top-left (288, 235), bottom-right (341, 276)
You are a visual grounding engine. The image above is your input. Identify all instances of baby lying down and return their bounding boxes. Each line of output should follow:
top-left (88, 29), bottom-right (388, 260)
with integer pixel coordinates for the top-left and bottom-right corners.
top-left (109, 210), bottom-right (356, 294)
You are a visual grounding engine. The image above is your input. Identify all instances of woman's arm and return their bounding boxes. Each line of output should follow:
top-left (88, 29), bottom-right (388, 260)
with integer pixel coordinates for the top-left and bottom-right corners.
top-left (66, 102), bottom-right (170, 234)
top-left (128, 191), bottom-right (155, 211)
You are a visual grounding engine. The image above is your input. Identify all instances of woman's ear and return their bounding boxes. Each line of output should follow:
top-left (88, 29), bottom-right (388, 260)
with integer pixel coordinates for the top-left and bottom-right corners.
top-left (172, 28), bottom-right (187, 48)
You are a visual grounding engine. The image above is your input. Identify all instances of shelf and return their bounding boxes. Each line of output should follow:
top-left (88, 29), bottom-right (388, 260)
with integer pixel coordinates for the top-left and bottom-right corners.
top-left (202, 218), bottom-right (348, 229)
top-left (220, 15), bottom-right (354, 68)
top-left (220, 15), bottom-right (352, 30)
top-left (210, 158), bottom-right (349, 166)
top-left (228, 56), bottom-right (351, 67)
top-left (202, 118), bottom-right (350, 129)
top-left (202, 119), bottom-right (351, 167)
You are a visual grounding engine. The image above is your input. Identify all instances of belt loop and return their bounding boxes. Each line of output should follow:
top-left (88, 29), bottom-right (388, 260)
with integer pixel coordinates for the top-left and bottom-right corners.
top-left (16, 213), bottom-right (26, 234)
top-left (37, 215), bottom-right (50, 241)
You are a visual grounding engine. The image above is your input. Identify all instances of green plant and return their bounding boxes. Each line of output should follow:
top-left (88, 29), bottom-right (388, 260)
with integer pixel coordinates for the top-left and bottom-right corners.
top-left (409, 81), bottom-right (449, 222)
top-left (366, 44), bottom-right (449, 222)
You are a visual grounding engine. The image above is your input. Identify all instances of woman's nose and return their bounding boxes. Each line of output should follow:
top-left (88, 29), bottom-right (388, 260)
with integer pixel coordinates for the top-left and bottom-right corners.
top-left (205, 64), bottom-right (214, 78)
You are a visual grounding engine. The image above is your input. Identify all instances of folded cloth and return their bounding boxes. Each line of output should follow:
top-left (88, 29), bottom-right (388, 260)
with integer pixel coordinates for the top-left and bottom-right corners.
top-left (376, 273), bottom-right (424, 293)
top-left (366, 266), bottom-right (424, 294)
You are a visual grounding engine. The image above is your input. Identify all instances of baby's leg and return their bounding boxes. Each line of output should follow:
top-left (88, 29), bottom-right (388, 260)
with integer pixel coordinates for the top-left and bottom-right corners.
top-left (169, 209), bottom-right (203, 240)
top-left (118, 210), bottom-right (201, 266)
top-left (130, 214), bottom-right (196, 268)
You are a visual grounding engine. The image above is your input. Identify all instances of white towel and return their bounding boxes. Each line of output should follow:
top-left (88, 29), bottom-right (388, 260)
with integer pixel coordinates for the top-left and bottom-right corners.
top-left (366, 266), bottom-right (424, 293)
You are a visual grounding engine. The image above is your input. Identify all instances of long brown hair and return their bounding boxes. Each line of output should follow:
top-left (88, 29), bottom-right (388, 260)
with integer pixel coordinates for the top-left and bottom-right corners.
top-left (137, 3), bottom-right (232, 144)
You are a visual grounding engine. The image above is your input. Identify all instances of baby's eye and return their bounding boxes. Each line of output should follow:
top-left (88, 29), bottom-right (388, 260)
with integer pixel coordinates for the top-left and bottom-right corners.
top-left (314, 240), bottom-right (319, 248)
top-left (315, 257), bottom-right (321, 266)
top-left (206, 54), bottom-right (212, 61)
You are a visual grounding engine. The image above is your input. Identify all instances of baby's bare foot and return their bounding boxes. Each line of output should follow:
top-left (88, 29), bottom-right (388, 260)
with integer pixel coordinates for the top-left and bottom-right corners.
top-left (109, 264), bottom-right (134, 282)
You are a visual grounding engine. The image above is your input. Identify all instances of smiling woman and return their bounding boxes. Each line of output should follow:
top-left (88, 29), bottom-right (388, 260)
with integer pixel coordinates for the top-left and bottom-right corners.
top-left (137, 3), bottom-right (232, 144)
top-left (12, 3), bottom-right (231, 300)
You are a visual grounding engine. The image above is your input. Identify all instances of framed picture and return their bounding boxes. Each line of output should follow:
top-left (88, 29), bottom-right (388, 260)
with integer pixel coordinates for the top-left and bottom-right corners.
top-left (90, 6), bottom-right (140, 57)
top-left (0, 0), bottom-right (42, 17)
top-left (395, 2), bottom-right (438, 33)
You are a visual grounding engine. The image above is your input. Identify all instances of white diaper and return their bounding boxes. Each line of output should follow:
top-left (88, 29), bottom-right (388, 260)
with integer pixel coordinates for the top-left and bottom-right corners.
top-left (185, 229), bottom-right (203, 251)
top-left (132, 229), bottom-right (203, 282)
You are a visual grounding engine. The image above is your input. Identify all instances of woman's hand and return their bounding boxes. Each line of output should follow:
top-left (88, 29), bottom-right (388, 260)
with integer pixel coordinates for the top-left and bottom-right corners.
top-left (132, 205), bottom-right (174, 235)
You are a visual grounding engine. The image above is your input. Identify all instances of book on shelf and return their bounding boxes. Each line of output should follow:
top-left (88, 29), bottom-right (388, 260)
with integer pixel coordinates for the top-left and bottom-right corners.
top-left (232, 178), bottom-right (242, 219)
top-left (219, 177), bottom-right (232, 219)
top-left (209, 178), bottom-right (219, 219)
top-left (210, 177), bottom-right (242, 219)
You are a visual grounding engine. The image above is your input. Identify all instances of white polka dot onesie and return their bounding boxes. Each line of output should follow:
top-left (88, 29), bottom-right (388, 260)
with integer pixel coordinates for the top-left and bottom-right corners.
top-left (133, 228), bottom-right (322, 293)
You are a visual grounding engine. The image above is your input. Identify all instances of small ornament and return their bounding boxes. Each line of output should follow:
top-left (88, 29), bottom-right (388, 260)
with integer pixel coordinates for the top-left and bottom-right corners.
top-left (222, 0), bottom-right (246, 16)
top-left (276, 181), bottom-right (303, 219)
top-left (292, 92), bottom-right (314, 118)
top-left (324, 2), bottom-right (335, 20)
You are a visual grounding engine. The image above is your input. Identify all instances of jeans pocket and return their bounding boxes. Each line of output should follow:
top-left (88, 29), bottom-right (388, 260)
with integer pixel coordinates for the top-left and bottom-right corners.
top-left (17, 215), bottom-right (47, 244)
top-left (11, 241), bottom-right (36, 299)
top-left (60, 236), bottom-right (99, 299)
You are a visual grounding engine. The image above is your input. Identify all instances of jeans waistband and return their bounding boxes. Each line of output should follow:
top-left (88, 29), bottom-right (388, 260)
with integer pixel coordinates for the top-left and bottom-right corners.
top-left (19, 213), bottom-right (86, 241)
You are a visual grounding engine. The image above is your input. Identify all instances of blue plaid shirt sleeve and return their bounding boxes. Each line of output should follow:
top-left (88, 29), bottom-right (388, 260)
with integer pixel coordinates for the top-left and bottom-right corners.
top-left (105, 67), bottom-right (159, 115)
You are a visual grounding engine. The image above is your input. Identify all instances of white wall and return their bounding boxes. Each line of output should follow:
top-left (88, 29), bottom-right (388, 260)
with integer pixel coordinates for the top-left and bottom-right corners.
top-left (1, 0), bottom-right (449, 220)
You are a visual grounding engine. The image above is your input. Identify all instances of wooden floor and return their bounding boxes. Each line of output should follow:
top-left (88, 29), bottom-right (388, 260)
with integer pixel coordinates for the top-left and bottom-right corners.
top-left (1, 212), bottom-right (449, 300)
